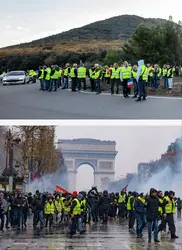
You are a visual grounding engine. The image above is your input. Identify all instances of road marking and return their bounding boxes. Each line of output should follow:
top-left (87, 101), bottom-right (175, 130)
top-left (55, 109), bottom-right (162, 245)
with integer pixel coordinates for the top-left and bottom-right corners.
top-left (65, 89), bottom-right (182, 100)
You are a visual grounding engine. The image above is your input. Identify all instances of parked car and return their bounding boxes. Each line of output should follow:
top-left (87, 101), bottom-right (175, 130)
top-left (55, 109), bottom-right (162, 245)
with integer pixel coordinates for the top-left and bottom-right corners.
top-left (2, 71), bottom-right (30, 85)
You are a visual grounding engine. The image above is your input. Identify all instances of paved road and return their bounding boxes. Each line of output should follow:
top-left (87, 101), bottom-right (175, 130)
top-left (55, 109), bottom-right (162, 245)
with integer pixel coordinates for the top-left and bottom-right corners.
top-left (0, 83), bottom-right (182, 119)
top-left (0, 219), bottom-right (182, 250)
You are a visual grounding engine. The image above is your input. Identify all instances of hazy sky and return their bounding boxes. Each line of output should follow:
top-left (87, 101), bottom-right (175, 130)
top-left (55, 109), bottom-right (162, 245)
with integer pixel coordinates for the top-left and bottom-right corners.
top-left (0, 0), bottom-right (181, 47)
top-left (56, 125), bottom-right (182, 190)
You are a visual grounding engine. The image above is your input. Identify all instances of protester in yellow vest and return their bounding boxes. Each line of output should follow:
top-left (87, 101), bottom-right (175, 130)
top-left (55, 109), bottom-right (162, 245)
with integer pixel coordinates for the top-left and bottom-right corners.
top-left (167, 64), bottom-right (173, 93)
top-left (89, 65), bottom-right (96, 92)
top-left (54, 194), bottom-right (63, 225)
top-left (162, 64), bottom-right (168, 89)
top-left (120, 61), bottom-right (132, 98)
top-left (70, 63), bottom-right (78, 92)
top-left (93, 64), bottom-right (102, 94)
top-left (110, 63), bottom-right (121, 95)
top-left (45, 196), bottom-right (55, 229)
top-left (69, 192), bottom-right (85, 236)
top-left (127, 191), bottom-right (137, 232)
top-left (136, 59), bottom-right (148, 102)
top-left (50, 65), bottom-right (60, 92)
top-left (44, 66), bottom-right (51, 90)
top-left (62, 63), bottom-right (71, 89)
top-left (164, 191), bottom-right (178, 239)
top-left (132, 65), bottom-right (138, 98)
top-left (104, 65), bottom-right (111, 85)
top-left (77, 63), bottom-right (87, 91)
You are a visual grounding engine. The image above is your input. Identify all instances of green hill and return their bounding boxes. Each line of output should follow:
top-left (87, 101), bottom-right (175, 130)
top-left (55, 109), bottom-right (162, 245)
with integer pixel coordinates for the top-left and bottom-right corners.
top-left (5, 15), bottom-right (165, 49)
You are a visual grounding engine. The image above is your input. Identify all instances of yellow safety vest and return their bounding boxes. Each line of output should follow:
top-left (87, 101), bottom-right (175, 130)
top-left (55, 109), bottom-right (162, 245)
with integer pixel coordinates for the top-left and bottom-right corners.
top-left (51, 69), bottom-right (60, 79)
top-left (45, 202), bottom-right (55, 215)
top-left (105, 69), bottom-right (110, 78)
top-left (149, 67), bottom-right (154, 77)
top-left (167, 68), bottom-right (173, 78)
top-left (54, 200), bottom-right (62, 213)
top-left (118, 194), bottom-right (126, 203)
top-left (60, 197), bottom-right (66, 207)
top-left (89, 69), bottom-right (94, 79)
top-left (64, 67), bottom-right (70, 77)
top-left (163, 68), bottom-right (168, 77)
top-left (157, 68), bottom-right (162, 78)
top-left (158, 197), bottom-right (163, 215)
top-left (81, 199), bottom-right (87, 212)
top-left (78, 67), bottom-right (86, 79)
top-left (45, 67), bottom-right (51, 81)
top-left (138, 196), bottom-right (146, 205)
top-left (38, 69), bottom-right (44, 80)
top-left (127, 196), bottom-right (134, 211)
top-left (111, 68), bottom-right (121, 79)
top-left (165, 197), bottom-right (176, 214)
top-left (72, 198), bottom-right (81, 215)
top-left (140, 65), bottom-right (148, 81)
top-left (59, 69), bottom-right (62, 78)
top-left (132, 70), bottom-right (137, 79)
top-left (121, 67), bottom-right (131, 79)
top-left (94, 70), bottom-right (102, 80)
top-left (70, 68), bottom-right (76, 78)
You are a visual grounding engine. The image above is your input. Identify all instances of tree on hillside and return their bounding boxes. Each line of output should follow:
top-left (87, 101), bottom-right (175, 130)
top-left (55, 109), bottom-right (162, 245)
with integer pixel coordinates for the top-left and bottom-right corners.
top-left (122, 20), bottom-right (182, 65)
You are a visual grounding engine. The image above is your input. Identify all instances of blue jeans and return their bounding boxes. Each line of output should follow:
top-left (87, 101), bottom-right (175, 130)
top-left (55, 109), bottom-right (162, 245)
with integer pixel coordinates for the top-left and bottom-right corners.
top-left (138, 80), bottom-right (146, 98)
top-left (33, 210), bottom-right (44, 227)
top-left (154, 78), bottom-right (160, 88)
top-left (136, 213), bottom-right (147, 236)
top-left (148, 219), bottom-right (158, 240)
top-left (95, 79), bottom-right (101, 93)
top-left (50, 79), bottom-right (58, 91)
top-left (45, 80), bottom-right (50, 90)
top-left (150, 77), bottom-right (154, 88)
top-left (78, 78), bottom-right (86, 90)
top-left (62, 77), bottom-right (69, 89)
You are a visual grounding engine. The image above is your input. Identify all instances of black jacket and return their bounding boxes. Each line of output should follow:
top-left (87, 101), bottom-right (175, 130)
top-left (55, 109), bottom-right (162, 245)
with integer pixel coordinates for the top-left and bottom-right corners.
top-left (146, 196), bottom-right (161, 221)
top-left (98, 195), bottom-right (111, 210)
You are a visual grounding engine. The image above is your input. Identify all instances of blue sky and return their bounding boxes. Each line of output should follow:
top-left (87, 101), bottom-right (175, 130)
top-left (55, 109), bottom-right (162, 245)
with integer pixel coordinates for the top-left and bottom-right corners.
top-left (0, 0), bottom-right (181, 47)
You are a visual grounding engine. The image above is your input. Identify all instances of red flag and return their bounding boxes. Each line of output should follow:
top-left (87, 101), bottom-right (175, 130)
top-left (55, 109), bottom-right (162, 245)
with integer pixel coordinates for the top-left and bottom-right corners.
top-left (56, 185), bottom-right (70, 194)
top-left (122, 185), bottom-right (128, 192)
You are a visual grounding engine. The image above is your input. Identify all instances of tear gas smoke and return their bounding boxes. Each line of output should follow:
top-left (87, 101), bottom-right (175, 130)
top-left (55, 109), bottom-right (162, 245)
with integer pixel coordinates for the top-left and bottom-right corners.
top-left (28, 169), bottom-right (68, 194)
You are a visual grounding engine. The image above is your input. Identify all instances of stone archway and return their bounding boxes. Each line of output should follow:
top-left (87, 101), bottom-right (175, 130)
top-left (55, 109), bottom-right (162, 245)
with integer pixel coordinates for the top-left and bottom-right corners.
top-left (58, 138), bottom-right (118, 192)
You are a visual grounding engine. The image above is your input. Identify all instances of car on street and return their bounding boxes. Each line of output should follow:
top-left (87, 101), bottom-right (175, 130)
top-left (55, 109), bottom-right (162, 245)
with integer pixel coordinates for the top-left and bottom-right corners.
top-left (2, 71), bottom-right (30, 85)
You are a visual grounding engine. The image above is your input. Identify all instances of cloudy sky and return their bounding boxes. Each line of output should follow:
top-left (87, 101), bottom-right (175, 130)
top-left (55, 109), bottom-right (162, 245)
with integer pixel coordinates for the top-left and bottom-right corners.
top-left (0, 0), bottom-right (181, 48)
top-left (56, 125), bottom-right (182, 190)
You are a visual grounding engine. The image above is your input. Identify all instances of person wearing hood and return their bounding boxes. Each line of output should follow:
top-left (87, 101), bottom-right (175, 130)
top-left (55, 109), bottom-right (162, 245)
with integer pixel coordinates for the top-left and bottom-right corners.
top-left (32, 192), bottom-right (44, 229)
top-left (146, 188), bottom-right (162, 243)
top-left (13, 193), bottom-right (25, 230)
top-left (98, 190), bottom-right (111, 225)
top-left (164, 190), bottom-right (179, 239)
top-left (134, 193), bottom-right (147, 238)
top-left (88, 187), bottom-right (99, 224)
top-left (69, 192), bottom-right (85, 236)
top-left (136, 59), bottom-right (148, 102)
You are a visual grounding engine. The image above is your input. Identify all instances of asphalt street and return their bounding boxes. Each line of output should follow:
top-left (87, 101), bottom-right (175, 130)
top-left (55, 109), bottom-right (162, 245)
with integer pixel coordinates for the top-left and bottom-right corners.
top-left (0, 219), bottom-right (182, 250)
top-left (0, 83), bottom-right (182, 119)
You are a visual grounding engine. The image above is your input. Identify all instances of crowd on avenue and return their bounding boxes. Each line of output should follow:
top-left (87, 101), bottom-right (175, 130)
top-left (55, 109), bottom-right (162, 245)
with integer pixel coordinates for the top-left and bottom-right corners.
top-left (27, 61), bottom-right (182, 101)
top-left (0, 187), bottom-right (181, 243)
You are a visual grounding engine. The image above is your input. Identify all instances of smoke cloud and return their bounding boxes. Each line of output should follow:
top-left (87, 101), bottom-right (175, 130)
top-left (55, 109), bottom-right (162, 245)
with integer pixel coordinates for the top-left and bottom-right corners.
top-left (28, 169), bottom-right (68, 194)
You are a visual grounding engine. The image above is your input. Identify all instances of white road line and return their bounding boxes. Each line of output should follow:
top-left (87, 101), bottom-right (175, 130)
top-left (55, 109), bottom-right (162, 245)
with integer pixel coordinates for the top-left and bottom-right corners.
top-left (65, 89), bottom-right (182, 100)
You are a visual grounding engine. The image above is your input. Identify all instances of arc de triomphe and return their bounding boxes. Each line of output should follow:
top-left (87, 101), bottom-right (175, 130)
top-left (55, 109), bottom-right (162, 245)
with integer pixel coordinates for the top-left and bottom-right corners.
top-left (58, 139), bottom-right (118, 192)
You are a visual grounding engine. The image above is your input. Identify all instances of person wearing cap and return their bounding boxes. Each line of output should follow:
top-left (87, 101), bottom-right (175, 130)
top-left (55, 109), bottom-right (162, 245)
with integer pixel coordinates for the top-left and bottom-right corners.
top-left (163, 190), bottom-right (179, 239)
